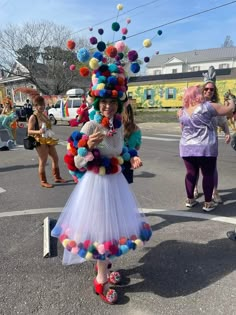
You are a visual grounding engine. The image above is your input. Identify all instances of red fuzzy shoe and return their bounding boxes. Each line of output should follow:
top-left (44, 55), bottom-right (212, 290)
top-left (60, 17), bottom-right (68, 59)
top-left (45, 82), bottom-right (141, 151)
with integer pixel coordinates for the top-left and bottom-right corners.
top-left (93, 278), bottom-right (118, 304)
top-left (94, 263), bottom-right (121, 285)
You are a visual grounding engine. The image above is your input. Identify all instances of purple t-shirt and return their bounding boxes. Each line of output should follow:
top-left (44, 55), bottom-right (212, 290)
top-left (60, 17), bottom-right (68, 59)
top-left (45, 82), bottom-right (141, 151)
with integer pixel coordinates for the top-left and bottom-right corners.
top-left (179, 102), bottom-right (218, 157)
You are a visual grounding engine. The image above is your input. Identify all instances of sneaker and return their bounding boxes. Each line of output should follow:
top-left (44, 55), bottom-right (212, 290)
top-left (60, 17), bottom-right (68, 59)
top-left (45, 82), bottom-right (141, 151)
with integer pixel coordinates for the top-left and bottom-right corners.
top-left (212, 191), bottom-right (223, 204)
top-left (186, 198), bottom-right (197, 208)
top-left (203, 201), bottom-right (217, 212)
top-left (194, 188), bottom-right (199, 199)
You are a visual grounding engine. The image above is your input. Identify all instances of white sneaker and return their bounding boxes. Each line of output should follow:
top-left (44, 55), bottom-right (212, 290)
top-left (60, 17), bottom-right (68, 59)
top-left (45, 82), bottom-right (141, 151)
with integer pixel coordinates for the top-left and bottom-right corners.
top-left (186, 198), bottom-right (197, 208)
top-left (203, 201), bottom-right (217, 212)
top-left (212, 191), bottom-right (222, 204)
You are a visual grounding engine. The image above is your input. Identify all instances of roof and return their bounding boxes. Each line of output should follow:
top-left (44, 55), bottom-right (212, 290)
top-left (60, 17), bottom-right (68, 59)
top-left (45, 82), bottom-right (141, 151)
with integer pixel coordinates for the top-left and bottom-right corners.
top-left (147, 47), bottom-right (236, 68)
top-left (128, 68), bottom-right (236, 85)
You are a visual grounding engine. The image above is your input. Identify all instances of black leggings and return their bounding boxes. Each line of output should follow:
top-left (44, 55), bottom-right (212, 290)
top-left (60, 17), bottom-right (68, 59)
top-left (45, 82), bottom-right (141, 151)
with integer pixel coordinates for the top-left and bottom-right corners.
top-left (183, 156), bottom-right (217, 202)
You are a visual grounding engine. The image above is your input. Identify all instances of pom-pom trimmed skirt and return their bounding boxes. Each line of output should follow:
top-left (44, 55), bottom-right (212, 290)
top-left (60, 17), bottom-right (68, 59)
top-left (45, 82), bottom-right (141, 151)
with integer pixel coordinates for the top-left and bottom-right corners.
top-left (51, 170), bottom-right (152, 265)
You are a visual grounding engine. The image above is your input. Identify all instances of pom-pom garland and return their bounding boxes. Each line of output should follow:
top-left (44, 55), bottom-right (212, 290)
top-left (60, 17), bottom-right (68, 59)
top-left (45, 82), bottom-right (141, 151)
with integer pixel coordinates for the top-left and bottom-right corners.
top-left (51, 221), bottom-right (152, 261)
top-left (128, 50), bottom-right (138, 62)
top-left (67, 40), bottom-right (76, 50)
top-left (90, 37), bottom-right (97, 45)
top-left (98, 28), bottom-right (104, 35)
top-left (130, 63), bottom-right (140, 73)
top-left (77, 48), bottom-right (90, 63)
top-left (79, 66), bottom-right (90, 77)
top-left (112, 22), bottom-right (120, 32)
top-left (69, 64), bottom-right (76, 71)
top-left (143, 39), bottom-right (152, 48)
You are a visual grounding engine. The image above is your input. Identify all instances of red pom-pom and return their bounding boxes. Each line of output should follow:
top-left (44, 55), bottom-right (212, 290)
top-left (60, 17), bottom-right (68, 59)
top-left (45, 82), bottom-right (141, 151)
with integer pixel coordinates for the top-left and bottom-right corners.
top-left (119, 237), bottom-right (127, 245)
top-left (109, 244), bottom-right (119, 255)
top-left (130, 234), bottom-right (137, 241)
top-left (64, 154), bottom-right (74, 164)
top-left (110, 157), bottom-right (119, 166)
top-left (111, 90), bottom-right (118, 98)
top-left (111, 164), bottom-right (118, 173)
top-left (83, 240), bottom-right (91, 249)
top-left (59, 234), bottom-right (68, 242)
top-left (105, 46), bottom-right (118, 58)
top-left (104, 241), bottom-right (112, 251)
top-left (68, 240), bottom-right (76, 248)
top-left (117, 77), bottom-right (124, 85)
top-left (101, 117), bottom-right (109, 127)
top-left (79, 67), bottom-right (90, 77)
top-left (67, 40), bottom-right (76, 50)
top-left (78, 139), bottom-right (87, 147)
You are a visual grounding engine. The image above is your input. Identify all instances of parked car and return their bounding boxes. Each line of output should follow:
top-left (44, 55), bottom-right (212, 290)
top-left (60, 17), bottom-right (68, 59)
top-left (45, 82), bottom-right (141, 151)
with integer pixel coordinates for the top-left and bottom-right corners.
top-left (15, 105), bottom-right (27, 121)
top-left (48, 89), bottom-right (85, 125)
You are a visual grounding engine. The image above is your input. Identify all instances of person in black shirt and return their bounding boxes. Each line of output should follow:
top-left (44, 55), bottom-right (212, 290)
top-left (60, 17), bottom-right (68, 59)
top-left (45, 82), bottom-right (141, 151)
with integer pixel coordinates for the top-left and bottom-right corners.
top-left (24, 99), bottom-right (33, 121)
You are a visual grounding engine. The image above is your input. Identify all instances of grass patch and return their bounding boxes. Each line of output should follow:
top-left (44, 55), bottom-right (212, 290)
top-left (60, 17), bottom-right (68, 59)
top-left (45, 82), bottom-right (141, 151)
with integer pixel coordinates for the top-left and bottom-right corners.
top-left (134, 109), bottom-right (179, 123)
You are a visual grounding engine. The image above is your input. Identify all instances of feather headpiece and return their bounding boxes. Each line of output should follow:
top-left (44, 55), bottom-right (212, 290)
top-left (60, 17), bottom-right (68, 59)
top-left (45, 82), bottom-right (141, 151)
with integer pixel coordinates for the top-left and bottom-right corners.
top-left (202, 66), bottom-right (216, 83)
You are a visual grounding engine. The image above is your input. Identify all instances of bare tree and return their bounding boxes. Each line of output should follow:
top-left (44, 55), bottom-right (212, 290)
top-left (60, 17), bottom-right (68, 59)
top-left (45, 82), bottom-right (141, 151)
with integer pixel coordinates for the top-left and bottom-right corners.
top-left (0, 21), bottom-right (90, 95)
top-left (221, 35), bottom-right (234, 48)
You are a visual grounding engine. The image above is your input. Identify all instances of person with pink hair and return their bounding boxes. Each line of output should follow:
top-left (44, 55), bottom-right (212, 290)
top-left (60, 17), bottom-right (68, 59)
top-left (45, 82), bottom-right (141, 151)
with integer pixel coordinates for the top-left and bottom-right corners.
top-left (179, 85), bottom-right (235, 211)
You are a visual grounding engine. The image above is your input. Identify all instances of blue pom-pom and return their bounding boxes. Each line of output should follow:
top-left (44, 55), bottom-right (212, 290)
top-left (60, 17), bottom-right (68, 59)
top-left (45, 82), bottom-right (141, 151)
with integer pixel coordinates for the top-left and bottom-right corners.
top-left (120, 245), bottom-right (129, 255)
top-left (98, 76), bottom-right (106, 83)
top-left (77, 48), bottom-right (90, 63)
top-left (94, 113), bottom-right (102, 123)
top-left (123, 152), bottom-right (131, 161)
top-left (78, 248), bottom-right (87, 258)
top-left (122, 36), bottom-right (126, 40)
top-left (71, 130), bottom-right (82, 141)
top-left (118, 91), bottom-right (123, 98)
top-left (107, 76), bottom-right (117, 85)
top-left (78, 147), bottom-right (88, 157)
top-left (93, 51), bottom-right (103, 61)
top-left (101, 157), bottom-right (110, 167)
top-left (122, 146), bottom-right (129, 154)
top-left (98, 28), bottom-right (104, 35)
top-left (129, 149), bottom-right (138, 157)
top-left (51, 226), bottom-right (62, 237)
top-left (97, 41), bottom-right (106, 52)
top-left (108, 64), bottom-right (118, 73)
top-left (130, 62), bottom-right (140, 74)
top-left (99, 89), bottom-right (107, 97)
top-left (89, 109), bottom-right (96, 120)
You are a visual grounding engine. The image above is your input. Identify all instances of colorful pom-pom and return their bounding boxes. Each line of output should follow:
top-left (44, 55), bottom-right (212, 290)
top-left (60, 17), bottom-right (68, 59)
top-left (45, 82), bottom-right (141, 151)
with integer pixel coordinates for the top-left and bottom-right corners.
top-left (98, 28), bottom-right (104, 35)
top-left (121, 27), bottom-right (128, 35)
top-left (143, 39), bottom-right (152, 48)
top-left (126, 18), bottom-right (131, 24)
top-left (77, 48), bottom-right (90, 63)
top-left (78, 147), bottom-right (88, 157)
top-left (117, 4), bottom-right (123, 10)
top-left (106, 46), bottom-right (118, 58)
top-left (144, 56), bottom-right (150, 63)
top-left (157, 30), bottom-right (163, 35)
top-left (128, 50), bottom-right (138, 62)
top-left (67, 40), bottom-right (76, 50)
top-left (79, 67), bottom-right (90, 77)
top-left (89, 27), bottom-right (93, 31)
top-left (89, 57), bottom-right (99, 70)
top-left (99, 166), bottom-right (106, 176)
top-left (130, 62), bottom-right (140, 73)
top-left (97, 41), bottom-right (106, 52)
top-left (62, 239), bottom-right (70, 248)
top-left (90, 36), bottom-right (97, 45)
top-left (122, 36), bottom-right (126, 40)
top-left (156, 51), bottom-right (159, 55)
top-left (69, 64), bottom-right (76, 71)
top-left (115, 41), bottom-right (126, 53)
top-left (93, 51), bottom-right (103, 61)
top-left (112, 22), bottom-right (120, 32)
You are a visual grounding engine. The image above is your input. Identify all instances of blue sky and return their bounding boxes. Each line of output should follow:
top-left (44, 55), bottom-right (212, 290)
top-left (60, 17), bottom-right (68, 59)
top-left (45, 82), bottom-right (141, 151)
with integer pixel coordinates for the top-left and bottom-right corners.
top-left (1, 0), bottom-right (236, 62)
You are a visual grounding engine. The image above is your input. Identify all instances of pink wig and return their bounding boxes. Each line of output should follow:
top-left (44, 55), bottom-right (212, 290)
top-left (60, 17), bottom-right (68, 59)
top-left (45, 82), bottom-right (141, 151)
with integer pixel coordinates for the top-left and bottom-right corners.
top-left (183, 85), bottom-right (203, 108)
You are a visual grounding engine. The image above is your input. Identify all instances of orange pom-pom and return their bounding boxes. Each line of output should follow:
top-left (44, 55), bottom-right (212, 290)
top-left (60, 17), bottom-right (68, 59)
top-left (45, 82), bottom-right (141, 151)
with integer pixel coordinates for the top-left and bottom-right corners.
top-left (117, 77), bottom-right (124, 85)
top-left (78, 139), bottom-right (87, 147)
top-left (79, 67), bottom-right (90, 77)
top-left (111, 90), bottom-right (118, 98)
top-left (101, 117), bottom-right (109, 127)
top-left (67, 40), bottom-right (76, 50)
top-left (105, 46), bottom-right (118, 58)
top-left (110, 157), bottom-right (119, 165)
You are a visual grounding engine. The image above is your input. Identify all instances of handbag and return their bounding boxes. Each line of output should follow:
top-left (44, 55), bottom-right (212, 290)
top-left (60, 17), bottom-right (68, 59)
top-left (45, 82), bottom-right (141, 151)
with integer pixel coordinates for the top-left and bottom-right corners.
top-left (23, 114), bottom-right (39, 150)
top-left (23, 136), bottom-right (36, 150)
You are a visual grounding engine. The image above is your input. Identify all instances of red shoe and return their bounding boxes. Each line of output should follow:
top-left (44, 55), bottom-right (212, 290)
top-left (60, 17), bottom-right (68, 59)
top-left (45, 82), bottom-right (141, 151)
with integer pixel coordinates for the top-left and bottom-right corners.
top-left (93, 278), bottom-right (118, 304)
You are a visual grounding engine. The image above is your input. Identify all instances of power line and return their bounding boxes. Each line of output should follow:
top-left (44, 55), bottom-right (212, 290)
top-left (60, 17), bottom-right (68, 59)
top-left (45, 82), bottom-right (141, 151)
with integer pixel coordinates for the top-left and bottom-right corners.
top-left (70, 0), bottom-right (162, 35)
top-left (126, 0), bottom-right (236, 40)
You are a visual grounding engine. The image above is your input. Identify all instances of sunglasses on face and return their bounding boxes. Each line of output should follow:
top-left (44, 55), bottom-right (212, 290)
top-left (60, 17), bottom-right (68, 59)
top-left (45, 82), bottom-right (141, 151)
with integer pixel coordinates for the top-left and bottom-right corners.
top-left (204, 88), bottom-right (214, 92)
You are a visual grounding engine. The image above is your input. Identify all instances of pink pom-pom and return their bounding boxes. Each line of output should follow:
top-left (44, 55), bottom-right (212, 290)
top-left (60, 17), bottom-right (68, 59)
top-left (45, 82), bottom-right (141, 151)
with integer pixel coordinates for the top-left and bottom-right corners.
top-left (82, 134), bottom-right (89, 141)
top-left (115, 41), bottom-right (126, 53)
top-left (70, 64), bottom-right (76, 71)
top-left (93, 166), bottom-right (99, 174)
top-left (71, 247), bottom-right (79, 254)
top-left (126, 18), bottom-right (131, 24)
top-left (84, 151), bottom-right (94, 162)
top-left (104, 241), bottom-right (112, 251)
top-left (102, 57), bottom-right (107, 63)
top-left (121, 27), bottom-right (128, 35)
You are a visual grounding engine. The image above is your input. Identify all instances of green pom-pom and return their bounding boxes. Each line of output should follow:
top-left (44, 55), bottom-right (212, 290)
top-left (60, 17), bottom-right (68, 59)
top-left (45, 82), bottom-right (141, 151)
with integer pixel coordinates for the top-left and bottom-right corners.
top-left (97, 41), bottom-right (106, 52)
top-left (112, 22), bottom-right (120, 32)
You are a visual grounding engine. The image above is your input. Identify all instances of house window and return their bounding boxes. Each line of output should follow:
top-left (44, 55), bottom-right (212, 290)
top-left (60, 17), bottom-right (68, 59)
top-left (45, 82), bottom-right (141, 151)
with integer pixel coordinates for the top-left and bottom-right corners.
top-left (172, 69), bottom-right (177, 74)
top-left (219, 63), bottom-right (229, 69)
top-left (191, 66), bottom-right (200, 71)
top-left (146, 89), bottom-right (152, 100)
top-left (165, 88), bottom-right (176, 99)
top-left (128, 92), bottom-right (133, 99)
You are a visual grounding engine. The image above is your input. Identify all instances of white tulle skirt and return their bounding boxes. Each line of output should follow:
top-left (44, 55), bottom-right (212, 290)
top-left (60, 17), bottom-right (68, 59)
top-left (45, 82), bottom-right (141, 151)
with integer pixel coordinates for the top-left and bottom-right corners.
top-left (51, 170), bottom-right (152, 265)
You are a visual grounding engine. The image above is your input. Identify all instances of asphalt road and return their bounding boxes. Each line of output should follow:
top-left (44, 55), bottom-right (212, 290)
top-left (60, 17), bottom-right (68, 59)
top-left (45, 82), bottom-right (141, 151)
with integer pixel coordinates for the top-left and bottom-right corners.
top-left (0, 122), bottom-right (236, 315)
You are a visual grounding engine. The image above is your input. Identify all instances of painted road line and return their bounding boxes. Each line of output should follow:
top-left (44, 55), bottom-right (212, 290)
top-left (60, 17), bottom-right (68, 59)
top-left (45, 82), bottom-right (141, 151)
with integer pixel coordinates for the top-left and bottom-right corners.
top-left (142, 136), bottom-right (179, 141)
top-left (0, 187), bottom-right (6, 194)
top-left (0, 207), bottom-right (236, 225)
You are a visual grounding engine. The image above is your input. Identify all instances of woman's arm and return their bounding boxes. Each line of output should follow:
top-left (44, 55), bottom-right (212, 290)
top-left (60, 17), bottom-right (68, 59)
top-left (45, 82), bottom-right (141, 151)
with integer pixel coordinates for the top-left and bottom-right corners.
top-left (211, 99), bottom-right (235, 116)
top-left (27, 115), bottom-right (43, 136)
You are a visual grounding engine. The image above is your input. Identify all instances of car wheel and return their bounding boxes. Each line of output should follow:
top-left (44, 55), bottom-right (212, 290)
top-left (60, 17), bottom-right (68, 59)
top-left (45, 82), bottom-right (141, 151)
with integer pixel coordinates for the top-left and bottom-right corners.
top-left (49, 115), bottom-right (57, 125)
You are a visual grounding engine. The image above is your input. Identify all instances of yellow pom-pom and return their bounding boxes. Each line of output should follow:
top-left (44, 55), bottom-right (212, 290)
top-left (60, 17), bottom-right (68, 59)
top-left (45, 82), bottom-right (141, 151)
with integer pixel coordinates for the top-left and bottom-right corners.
top-left (143, 39), bottom-right (152, 48)
top-left (117, 4), bottom-right (123, 10)
top-left (89, 57), bottom-right (99, 70)
top-left (67, 143), bottom-right (71, 150)
top-left (93, 241), bottom-right (99, 248)
top-left (99, 166), bottom-right (106, 176)
top-left (117, 156), bottom-right (124, 165)
top-left (134, 239), bottom-right (143, 247)
top-left (85, 252), bottom-right (93, 260)
top-left (62, 239), bottom-right (70, 248)
top-left (96, 83), bottom-right (105, 90)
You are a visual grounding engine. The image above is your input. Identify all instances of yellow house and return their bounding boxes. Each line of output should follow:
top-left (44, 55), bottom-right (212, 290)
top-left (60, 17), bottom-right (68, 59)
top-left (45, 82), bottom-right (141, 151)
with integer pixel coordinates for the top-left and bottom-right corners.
top-left (128, 68), bottom-right (236, 108)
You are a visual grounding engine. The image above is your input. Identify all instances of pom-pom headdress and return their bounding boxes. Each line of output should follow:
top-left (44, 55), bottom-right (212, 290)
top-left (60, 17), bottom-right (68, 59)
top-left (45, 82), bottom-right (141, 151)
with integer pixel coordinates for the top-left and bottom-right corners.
top-left (202, 66), bottom-right (216, 83)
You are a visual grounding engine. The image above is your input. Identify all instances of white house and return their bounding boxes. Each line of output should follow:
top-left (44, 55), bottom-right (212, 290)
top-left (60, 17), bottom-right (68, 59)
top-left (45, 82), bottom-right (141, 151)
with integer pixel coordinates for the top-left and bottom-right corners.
top-left (146, 47), bottom-right (236, 75)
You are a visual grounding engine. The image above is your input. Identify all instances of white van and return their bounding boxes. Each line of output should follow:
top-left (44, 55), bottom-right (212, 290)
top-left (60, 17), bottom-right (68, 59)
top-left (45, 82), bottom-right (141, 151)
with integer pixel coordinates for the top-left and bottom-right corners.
top-left (48, 88), bottom-right (85, 125)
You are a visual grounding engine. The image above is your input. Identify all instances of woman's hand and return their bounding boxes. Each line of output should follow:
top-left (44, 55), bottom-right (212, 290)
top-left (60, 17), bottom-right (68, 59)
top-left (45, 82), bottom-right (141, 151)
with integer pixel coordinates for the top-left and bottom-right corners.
top-left (87, 127), bottom-right (105, 150)
top-left (225, 134), bottom-right (231, 144)
top-left (130, 156), bottom-right (143, 169)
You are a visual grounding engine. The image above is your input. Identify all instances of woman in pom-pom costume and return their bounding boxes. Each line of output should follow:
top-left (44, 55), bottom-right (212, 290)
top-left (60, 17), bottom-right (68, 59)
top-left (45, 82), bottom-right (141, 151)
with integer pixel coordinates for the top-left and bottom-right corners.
top-left (52, 62), bottom-right (152, 304)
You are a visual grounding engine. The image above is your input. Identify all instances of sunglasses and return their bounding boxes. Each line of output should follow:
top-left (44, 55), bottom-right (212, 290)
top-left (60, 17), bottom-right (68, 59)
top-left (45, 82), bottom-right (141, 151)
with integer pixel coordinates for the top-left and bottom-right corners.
top-left (204, 88), bottom-right (214, 92)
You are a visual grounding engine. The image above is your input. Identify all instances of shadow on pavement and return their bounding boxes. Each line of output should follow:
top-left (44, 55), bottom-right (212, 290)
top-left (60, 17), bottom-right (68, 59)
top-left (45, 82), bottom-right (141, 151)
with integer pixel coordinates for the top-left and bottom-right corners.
top-left (0, 164), bottom-right (39, 172)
